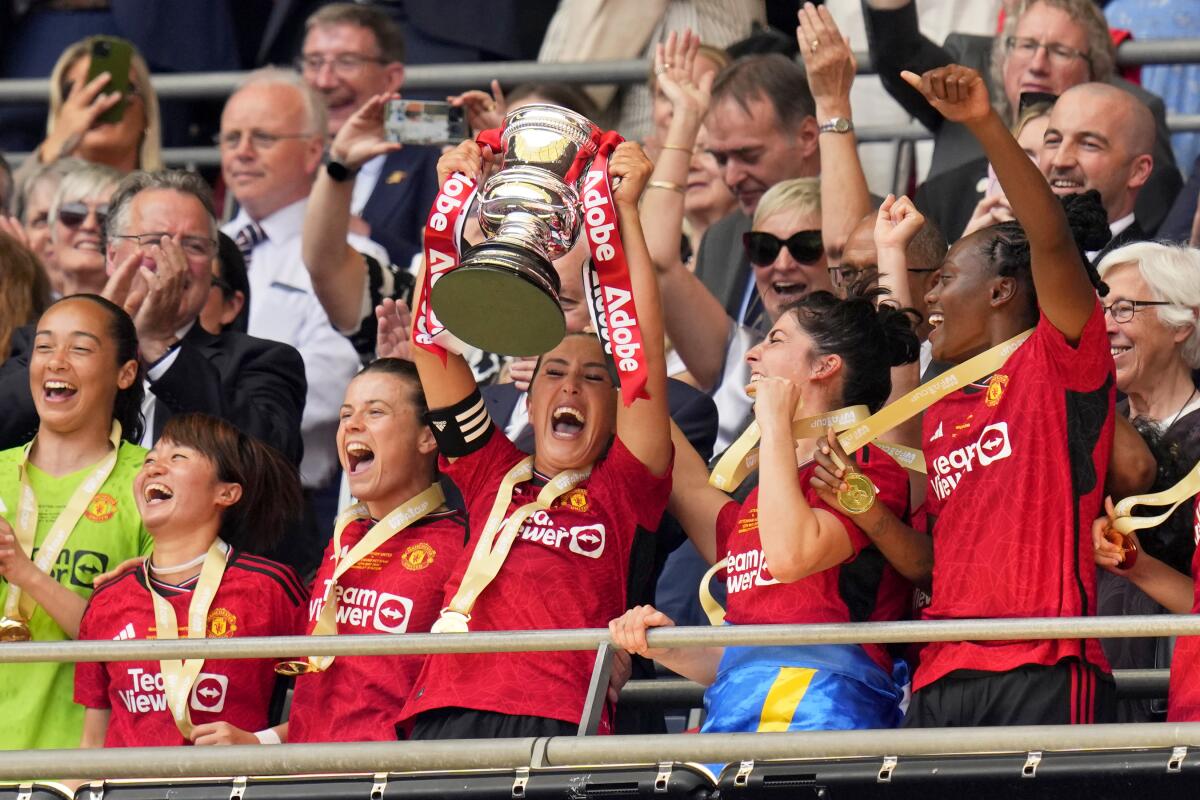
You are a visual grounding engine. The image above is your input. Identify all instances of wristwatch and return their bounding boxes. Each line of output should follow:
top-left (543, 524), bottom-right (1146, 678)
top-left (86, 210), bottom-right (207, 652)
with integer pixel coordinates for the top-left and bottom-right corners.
top-left (818, 117), bottom-right (854, 135)
top-left (324, 153), bottom-right (359, 183)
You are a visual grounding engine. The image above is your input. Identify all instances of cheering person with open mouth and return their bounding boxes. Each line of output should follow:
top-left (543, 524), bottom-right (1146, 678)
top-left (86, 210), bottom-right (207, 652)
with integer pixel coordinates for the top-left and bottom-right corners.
top-left (75, 413), bottom-right (306, 747)
top-left (0, 295), bottom-right (150, 751)
top-left (399, 136), bottom-right (673, 739)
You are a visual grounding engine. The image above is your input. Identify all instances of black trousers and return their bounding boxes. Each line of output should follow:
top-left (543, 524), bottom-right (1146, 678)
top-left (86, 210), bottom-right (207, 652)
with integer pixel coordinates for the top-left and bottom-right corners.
top-left (904, 660), bottom-right (1117, 727)
top-left (409, 708), bottom-right (578, 740)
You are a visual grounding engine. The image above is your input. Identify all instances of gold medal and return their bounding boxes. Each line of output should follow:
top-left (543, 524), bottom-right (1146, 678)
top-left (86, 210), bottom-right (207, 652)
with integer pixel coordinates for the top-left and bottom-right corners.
top-left (837, 473), bottom-right (877, 515)
top-left (0, 616), bottom-right (32, 642)
top-left (274, 659), bottom-right (321, 677)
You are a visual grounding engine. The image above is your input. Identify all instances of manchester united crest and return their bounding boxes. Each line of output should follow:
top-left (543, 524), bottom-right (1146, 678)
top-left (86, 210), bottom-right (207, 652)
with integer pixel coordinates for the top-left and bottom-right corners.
top-left (401, 542), bottom-right (436, 571)
top-left (985, 374), bottom-right (1009, 407)
top-left (562, 488), bottom-right (589, 513)
top-left (85, 493), bottom-right (117, 522)
top-left (207, 608), bottom-right (238, 638)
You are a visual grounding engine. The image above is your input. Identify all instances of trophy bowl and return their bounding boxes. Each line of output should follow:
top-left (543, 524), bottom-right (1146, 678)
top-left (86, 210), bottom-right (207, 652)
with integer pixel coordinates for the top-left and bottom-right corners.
top-left (430, 104), bottom-right (602, 356)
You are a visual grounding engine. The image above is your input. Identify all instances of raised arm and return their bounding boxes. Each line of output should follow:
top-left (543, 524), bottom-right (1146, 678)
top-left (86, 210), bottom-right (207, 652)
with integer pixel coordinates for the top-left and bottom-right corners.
top-left (799, 3), bottom-right (871, 260)
top-left (610, 143), bottom-right (672, 477)
top-left (754, 378), bottom-right (854, 582)
top-left (639, 31), bottom-right (731, 390)
top-left (861, 0), bottom-right (955, 133)
top-left (407, 141), bottom-right (488, 411)
top-left (902, 65), bottom-right (1096, 342)
top-left (302, 93), bottom-right (403, 332)
top-left (873, 195), bottom-right (924, 442)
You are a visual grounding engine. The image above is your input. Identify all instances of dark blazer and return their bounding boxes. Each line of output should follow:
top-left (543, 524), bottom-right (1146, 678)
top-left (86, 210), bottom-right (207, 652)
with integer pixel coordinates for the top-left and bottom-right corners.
top-left (359, 146), bottom-right (443, 269)
top-left (692, 210), bottom-right (754, 321)
top-left (0, 322), bottom-right (306, 464)
top-left (1092, 218), bottom-right (1149, 266)
top-left (863, 0), bottom-right (1182, 235)
top-left (1161, 155), bottom-right (1200, 243)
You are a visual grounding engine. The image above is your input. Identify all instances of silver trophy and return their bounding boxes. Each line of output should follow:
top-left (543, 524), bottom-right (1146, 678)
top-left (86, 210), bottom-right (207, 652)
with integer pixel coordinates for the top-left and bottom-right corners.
top-left (430, 104), bottom-right (602, 356)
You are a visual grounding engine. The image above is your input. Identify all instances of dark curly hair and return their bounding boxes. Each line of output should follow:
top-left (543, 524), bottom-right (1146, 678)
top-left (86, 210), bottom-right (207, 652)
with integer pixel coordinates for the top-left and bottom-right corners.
top-left (782, 283), bottom-right (921, 413)
top-left (980, 189), bottom-right (1111, 323)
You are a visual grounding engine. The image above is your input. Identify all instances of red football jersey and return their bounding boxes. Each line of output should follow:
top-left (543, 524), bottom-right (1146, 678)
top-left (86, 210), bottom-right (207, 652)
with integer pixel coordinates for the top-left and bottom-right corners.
top-left (75, 551), bottom-right (307, 747)
top-left (715, 444), bottom-right (912, 672)
top-left (288, 510), bottom-right (467, 742)
top-left (401, 428), bottom-right (671, 730)
top-left (1167, 497), bottom-right (1200, 721)
top-left (915, 306), bottom-right (1115, 691)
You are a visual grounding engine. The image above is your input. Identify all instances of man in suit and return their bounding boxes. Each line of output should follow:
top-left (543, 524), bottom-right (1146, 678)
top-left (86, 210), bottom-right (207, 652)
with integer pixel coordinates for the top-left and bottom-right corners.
top-left (1041, 81), bottom-right (1157, 262)
top-left (864, 0), bottom-right (1181, 240)
top-left (0, 170), bottom-right (306, 464)
top-left (298, 3), bottom-right (440, 270)
top-left (692, 54), bottom-right (822, 329)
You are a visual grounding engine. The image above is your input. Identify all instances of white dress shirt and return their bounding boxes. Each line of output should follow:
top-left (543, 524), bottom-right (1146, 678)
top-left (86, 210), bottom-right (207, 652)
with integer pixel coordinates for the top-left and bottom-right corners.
top-left (350, 154), bottom-right (385, 217)
top-left (1088, 213), bottom-right (1137, 262)
top-left (223, 200), bottom-right (365, 489)
top-left (138, 320), bottom-right (195, 448)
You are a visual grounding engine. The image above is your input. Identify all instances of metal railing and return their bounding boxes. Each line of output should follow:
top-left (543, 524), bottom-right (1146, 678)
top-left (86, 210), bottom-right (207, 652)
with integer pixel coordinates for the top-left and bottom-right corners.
top-left (3, 723), bottom-right (1200, 779)
top-left (1, 614), bottom-right (1197, 663)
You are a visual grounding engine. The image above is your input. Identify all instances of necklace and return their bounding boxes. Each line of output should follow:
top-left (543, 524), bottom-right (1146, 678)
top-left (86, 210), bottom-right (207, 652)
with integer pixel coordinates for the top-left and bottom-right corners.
top-left (1164, 387), bottom-right (1199, 433)
top-left (148, 550), bottom-right (209, 577)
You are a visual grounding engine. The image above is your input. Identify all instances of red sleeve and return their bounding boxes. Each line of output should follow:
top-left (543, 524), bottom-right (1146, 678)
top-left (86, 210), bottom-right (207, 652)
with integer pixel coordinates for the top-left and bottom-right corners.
top-left (74, 600), bottom-right (111, 710)
top-left (593, 435), bottom-right (673, 532)
top-left (1034, 300), bottom-right (1113, 389)
top-left (438, 423), bottom-right (524, 503)
top-left (805, 445), bottom-right (910, 560)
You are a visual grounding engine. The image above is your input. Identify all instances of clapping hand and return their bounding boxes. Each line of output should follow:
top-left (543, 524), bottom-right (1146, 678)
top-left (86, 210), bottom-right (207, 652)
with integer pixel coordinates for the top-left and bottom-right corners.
top-left (103, 236), bottom-right (190, 363)
top-left (375, 297), bottom-right (413, 360)
top-left (900, 65), bottom-right (993, 126)
top-left (0, 518), bottom-right (38, 589)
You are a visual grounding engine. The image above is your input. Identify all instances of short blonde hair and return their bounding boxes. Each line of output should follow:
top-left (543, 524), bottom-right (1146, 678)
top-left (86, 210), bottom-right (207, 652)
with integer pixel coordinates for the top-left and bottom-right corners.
top-left (46, 37), bottom-right (163, 171)
top-left (752, 177), bottom-right (821, 228)
top-left (48, 161), bottom-right (121, 243)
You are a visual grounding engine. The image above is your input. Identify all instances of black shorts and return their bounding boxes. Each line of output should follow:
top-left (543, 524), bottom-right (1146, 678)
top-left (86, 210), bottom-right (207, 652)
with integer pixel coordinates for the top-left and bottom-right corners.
top-left (903, 660), bottom-right (1116, 727)
top-left (408, 708), bottom-right (578, 740)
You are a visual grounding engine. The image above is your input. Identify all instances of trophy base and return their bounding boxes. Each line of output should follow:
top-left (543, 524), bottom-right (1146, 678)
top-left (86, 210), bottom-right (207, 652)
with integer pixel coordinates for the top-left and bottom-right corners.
top-left (431, 242), bottom-right (566, 356)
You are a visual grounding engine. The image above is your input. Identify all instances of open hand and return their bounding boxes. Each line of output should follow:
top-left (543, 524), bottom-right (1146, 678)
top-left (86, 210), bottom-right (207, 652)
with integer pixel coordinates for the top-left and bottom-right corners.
top-left (654, 29), bottom-right (713, 126)
top-left (961, 192), bottom-right (1015, 237)
top-left (43, 71), bottom-right (125, 161)
top-left (375, 297), bottom-right (413, 360)
top-left (330, 93), bottom-right (403, 169)
top-left (797, 2), bottom-right (856, 110)
top-left (0, 215), bottom-right (32, 249)
top-left (92, 556), bottom-right (142, 588)
top-left (900, 65), bottom-right (992, 126)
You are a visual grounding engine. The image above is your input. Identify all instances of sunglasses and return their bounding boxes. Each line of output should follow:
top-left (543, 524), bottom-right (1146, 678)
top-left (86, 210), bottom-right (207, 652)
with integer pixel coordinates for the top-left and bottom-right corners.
top-left (743, 230), bottom-right (824, 267)
top-left (57, 202), bottom-right (109, 229)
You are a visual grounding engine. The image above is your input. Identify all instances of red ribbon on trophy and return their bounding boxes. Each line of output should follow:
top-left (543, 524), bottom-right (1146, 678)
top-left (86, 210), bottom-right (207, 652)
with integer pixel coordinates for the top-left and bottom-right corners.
top-left (582, 131), bottom-right (650, 406)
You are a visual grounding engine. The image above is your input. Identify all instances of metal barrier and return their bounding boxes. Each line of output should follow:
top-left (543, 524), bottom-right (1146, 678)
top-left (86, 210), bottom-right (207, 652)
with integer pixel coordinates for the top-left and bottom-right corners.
top-left (0, 614), bottom-right (1197, 663)
top-left (3, 723), bottom-right (1200, 779)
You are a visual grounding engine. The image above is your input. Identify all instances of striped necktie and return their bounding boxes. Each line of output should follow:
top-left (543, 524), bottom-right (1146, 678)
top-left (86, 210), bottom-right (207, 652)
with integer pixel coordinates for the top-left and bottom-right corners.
top-left (234, 221), bottom-right (267, 267)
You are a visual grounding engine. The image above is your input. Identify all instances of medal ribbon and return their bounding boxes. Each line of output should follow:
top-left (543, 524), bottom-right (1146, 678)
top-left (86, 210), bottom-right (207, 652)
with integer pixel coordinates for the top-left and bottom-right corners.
top-left (149, 539), bottom-right (228, 739)
top-left (4, 420), bottom-right (122, 625)
top-left (1111, 459), bottom-right (1200, 535)
top-left (708, 330), bottom-right (1034, 490)
top-left (291, 484), bottom-right (445, 673)
top-left (581, 131), bottom-right (650, 406)
top-left (432, 457), bottom-right (590, 633)
top-left (699, 558), bottom-right (727, 626)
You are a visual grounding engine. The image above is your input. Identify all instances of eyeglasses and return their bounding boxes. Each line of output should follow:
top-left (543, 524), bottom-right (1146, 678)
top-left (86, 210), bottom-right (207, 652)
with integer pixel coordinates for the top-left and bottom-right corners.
top-left (827, 264), bottom-right (938, 290)
top-left (743, 230), bottom-right (824, 267)
top-left (1102, 299), bottom-right (1172, 323)
top-left (215, 129), bottom-right (315, 151)
top-left (1005, 36), bottom-right (1089, 65)
top-left (295, 53), bottom-right (387, 77)
top-left (110, 232), bottom-right (218, 259)
top-left (56, 202), bottom-right (108, 229)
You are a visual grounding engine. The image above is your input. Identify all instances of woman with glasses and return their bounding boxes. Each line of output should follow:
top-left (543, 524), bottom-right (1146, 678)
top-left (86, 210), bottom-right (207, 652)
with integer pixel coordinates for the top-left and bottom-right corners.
top-left (1091, 241), bottom-right (1200, 721)
top-left (75, 413), bottom-right (305, 748)
top-left (26, 37), bottom-right (162, 176)
top-left (48, 162), bottom-right (120, 297)
top-left (0, 295), bottom-right (151, 750)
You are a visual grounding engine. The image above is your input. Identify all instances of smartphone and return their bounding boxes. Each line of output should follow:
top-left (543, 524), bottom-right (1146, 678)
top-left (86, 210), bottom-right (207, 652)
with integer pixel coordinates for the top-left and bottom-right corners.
top-left (385, 100), bottom-right (468, 146)
top-left (86, 36), bottom-right (134, 126)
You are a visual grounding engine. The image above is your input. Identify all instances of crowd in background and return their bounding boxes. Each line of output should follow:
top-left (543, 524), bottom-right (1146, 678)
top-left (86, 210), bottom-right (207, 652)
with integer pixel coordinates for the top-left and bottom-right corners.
top-left (1, 0), bottom-right (1200, 760)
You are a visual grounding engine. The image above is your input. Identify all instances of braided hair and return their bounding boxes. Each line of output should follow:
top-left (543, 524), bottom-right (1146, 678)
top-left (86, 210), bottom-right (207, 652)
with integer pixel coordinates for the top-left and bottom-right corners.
top-left (982, 189), bottom-right (1111, 322)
